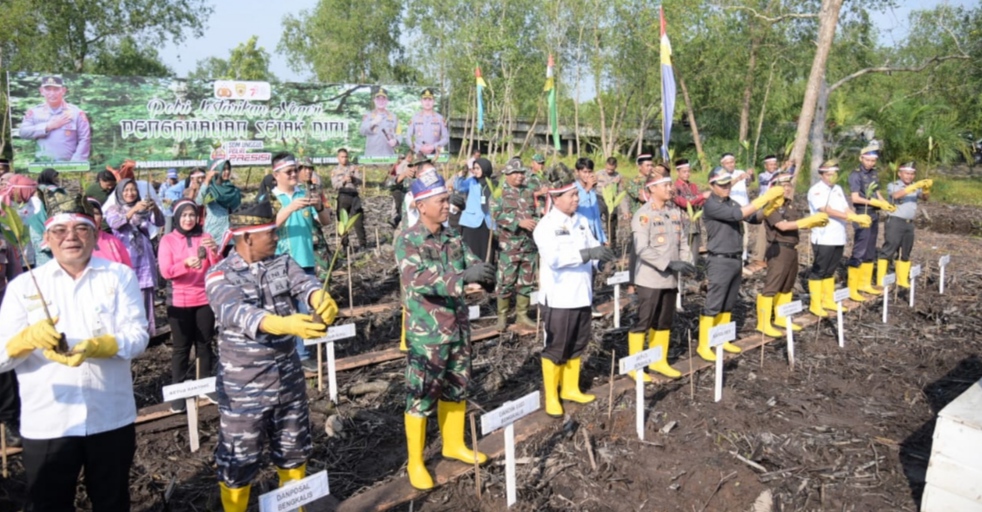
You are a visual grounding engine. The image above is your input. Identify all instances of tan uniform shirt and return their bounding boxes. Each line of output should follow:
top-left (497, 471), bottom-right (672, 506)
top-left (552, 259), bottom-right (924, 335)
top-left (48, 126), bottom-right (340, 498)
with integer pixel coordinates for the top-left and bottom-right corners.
top-left (631, 202), bottom-right (691, 289)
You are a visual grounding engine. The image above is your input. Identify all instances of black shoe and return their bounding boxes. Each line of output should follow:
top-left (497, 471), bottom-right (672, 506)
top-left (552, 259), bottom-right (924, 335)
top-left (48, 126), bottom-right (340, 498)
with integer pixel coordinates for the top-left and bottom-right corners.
top-left (169, 400), bottom-right (187, 414)
top-left (301, 358), bottom-right (319, 373)
top-left (3, 423), bottom-right (21, 448)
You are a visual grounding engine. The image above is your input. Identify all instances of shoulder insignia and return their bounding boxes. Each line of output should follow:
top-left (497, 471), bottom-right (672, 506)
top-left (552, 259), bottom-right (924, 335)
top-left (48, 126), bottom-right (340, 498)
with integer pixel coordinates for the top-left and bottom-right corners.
top-left (639, 215), bottom-right (649, 225)
top-left (205, 271), bottom-right (225, 287)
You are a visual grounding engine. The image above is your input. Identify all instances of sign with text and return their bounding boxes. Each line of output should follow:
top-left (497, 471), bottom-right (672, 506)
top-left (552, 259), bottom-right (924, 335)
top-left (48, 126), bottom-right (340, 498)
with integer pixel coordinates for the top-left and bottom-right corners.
top-left (259, 470), bottom-right (329, 512)
top-left (775, 300), bottom-right (803, 318)
top-left (882, 273), bottom-right (897, 286)
top-left (162, 377), bottom-right (216, 402)
top-left (910, 264), bottom-right (922, 278)
top-left (618, 347), bottom-right (663, 375)
top-left (7, 72), bottom-right (445, 172)
top-left (833, 287), bottom-right (850, 303)
top-left (469, 305), bottom-right (481, 320)
top-left (939, 255), bottom-right (950, 267)
top-left (709, 322), bottom-right (737, 348)
top-left (481, 391), bottom-right (540, 436)
top-left (606, 271), bottom-right (630, 286)
top-left (304, 323), bottom-right (357, 346)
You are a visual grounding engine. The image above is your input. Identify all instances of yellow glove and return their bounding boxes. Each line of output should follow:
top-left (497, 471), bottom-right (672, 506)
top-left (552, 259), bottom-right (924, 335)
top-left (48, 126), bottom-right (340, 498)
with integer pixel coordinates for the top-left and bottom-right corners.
top-left (43, 334), bottom-right (118, 367)
top-left (311, 290), bottom-right (339, 326)
top-left (796, 212), bottom-right (829, 230)
top-left (262, 314), bottom-right (327, 339)
top-left (868, 198), bottom-right (897, 213)
top-left (751, 185), bottom-right (785, 210)
top-left (762, 195), bottom-right (785, 217)
top-left (904, 179), bottom-right (933, 195)
top-left (7, 317), bottom-right (61, 358)
top-left (847, 213), bottom-right (872, 228)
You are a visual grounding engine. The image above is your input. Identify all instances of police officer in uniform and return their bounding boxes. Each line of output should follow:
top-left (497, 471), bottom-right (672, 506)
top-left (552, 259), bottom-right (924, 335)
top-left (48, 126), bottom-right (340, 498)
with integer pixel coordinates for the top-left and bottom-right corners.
top-left (877, 163), bottom-right (932, 289)
top-left (806, 160), bottom-right (871, 317)
top-left (406, 88), bottom-right (450, 156)
top-left (696, 167), bottom-right (784, 361)
top-left (847, 145), bottom-right (896, 299)
top-left (205, 200), bottom-right (339, 512)
top-left (755, 172), bottom-right (828, 337)
top-left (395, 171), bottom-right (495, 490)
top-left (534, 165), bottom-right (615, 417)
top-left (629, 174), bottom-right (694, 380)
top-left (18, 75), bottom-right (91, 162)
top-left (359, 87), bottom-right (400, 158)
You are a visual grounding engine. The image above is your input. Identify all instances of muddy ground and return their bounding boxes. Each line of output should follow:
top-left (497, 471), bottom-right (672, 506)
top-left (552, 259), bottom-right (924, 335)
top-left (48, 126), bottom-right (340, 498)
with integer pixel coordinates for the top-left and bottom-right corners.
top-left (0, 195), bottom-right (978, 512)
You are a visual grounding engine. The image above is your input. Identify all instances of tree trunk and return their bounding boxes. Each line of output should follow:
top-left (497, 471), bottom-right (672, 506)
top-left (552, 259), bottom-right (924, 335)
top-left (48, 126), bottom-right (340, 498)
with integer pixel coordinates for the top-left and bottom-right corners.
top-left (738, 38), bottom-right (759, 144)
top-left (808, 78), bottom-right (830, 184)
top-left (677, 72), bottom-right (705, 167)
top-left (789, 0), bottom-right (845, 189)
top-left (752, 62), bottom-right (777, 167)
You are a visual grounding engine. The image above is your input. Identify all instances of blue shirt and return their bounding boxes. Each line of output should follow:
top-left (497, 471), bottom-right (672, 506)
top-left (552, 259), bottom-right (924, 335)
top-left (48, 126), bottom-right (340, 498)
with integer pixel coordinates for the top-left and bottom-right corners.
top-left (575, 181), bottom-right (607, 244)
top-left (272, 187), bottom-right (317, 269)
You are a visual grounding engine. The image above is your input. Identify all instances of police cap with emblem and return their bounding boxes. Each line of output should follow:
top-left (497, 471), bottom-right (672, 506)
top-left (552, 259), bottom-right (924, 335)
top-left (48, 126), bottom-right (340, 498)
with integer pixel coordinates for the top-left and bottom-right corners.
top-left (40, 75), bottom-right (65, 88)
top-left (420, 88), bottom-right (436, 99)
top-left (708, 166), bottom-right (733, 185)
top-left (373, 86), bottom-right (389, 99)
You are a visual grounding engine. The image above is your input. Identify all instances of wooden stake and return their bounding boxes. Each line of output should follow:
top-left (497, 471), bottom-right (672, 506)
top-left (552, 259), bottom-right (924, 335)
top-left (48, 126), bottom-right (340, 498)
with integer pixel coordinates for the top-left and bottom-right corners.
top-left (759, 332), bottom-right (765, 369)
top-left (347, 245), bottom-right (354, 314)
top-left (607, 349), bottom-right (616, 423)
top-left (468, 413), bottom-right (481, 499)
top-left (375, 227), bottom-right (381, 256)
top-left (317, 343), bottom-right (324, 392)
top-left (195, 357), bottom-right (201, 380)
top-left (688, 329), bottom-right (695, 401)
top-left (186, 397), bottom-right (200, 452)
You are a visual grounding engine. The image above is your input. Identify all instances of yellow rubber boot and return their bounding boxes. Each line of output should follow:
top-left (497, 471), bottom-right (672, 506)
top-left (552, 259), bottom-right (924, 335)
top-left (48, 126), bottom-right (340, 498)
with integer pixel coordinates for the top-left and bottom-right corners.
top-left (847, 267), bottom-right (867, 302)
top-left (627, 332), bottom-right (652, 382)
top-left (647, 329), bottom-right (681, 378)
top-left (404, 413), bottom-right (434, 490)
top-left (807, 280), bottom-right (828, 317)
top-left (860, 262), bottom-right (881, 295)
top-left (399, 308), bottom-right (407, 352)
top-left (715, 313), bottom-right (741, 353)
top-left (219, 483), bottom-right (251, 512)
top-left (438, 401), bottom-right (487, 464)
top-left (696, 315), bottom-right (716, 361)
top-left (823, 278), bottom-right (846, 312)
top-left (755, 295), bottom-right (783, 337)
top-left (876, 259), bottom-right (888, 287)
top-left (277, 463), bottom-right (306, 487)
top-left (896, 260), bottom-right (911, 289)
top-left (541, 358), bottom-right (564, 417)
top-left (773, 292), bottom-right (802, 331)
top-left (560, 358), bottom-right (596, 404)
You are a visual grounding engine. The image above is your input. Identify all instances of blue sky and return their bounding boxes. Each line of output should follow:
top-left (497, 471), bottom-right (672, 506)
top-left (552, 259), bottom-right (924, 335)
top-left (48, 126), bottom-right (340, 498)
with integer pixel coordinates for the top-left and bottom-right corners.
top-left (158, 0), bottom-right (974, 83)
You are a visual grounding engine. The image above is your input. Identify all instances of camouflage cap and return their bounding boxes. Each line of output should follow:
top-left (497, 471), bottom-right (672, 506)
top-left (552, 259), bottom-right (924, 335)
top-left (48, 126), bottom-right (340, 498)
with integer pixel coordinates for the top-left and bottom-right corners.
top-left (531, 154), bottom-right (546, 164)
top-left (547, 163), bottom-right (577, 194)
top-left (299, 157), bottom-right (315, 168)
top-left (502, 157), bottom-right (526, 174)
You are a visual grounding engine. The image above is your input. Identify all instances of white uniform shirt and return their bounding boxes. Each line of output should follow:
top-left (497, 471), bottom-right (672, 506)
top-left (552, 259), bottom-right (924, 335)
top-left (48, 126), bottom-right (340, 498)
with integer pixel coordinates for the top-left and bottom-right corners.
top-left (729, 170), bottom-right (750, 206)
top-left (533, 207), bottom-right (600, 309)
top-left (808, 181), bottom-right (849, 246)
top-left (0, 257), bottom-right (149, 439)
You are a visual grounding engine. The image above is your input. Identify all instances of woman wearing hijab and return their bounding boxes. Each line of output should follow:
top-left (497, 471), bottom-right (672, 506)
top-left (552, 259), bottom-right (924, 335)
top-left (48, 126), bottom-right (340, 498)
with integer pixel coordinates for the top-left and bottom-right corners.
top-left (452, 157), bottom-right (496, 262)
top-left (158, 199), bottom-right (222, 411)
top-left (0, 174), bottom-right (46, 267)
top-left (104, 179), bottom-right (164, 334)
top-left (85, 197), bottom-right (133, 268)
top-left (196, 159), bottom-right (242, 243)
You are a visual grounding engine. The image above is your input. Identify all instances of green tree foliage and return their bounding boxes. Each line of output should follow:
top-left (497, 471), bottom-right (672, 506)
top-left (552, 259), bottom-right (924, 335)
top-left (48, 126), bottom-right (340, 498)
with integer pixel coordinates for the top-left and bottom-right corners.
top-left (88, 36), bottom-right (173, 77)
top-left (188, 36), bottom-right (273, 81)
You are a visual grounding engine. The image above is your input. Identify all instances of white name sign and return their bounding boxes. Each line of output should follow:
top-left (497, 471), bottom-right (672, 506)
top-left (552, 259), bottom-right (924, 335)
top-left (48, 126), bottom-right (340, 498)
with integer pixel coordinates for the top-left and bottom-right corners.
top-left (606, 271), bottom-right (630, 286)
top-left (469, 305), bottom-right (481, 320)
top-left (481, 391), bottom-right (540, 436)
top-left (162, 377), bottom-right (216, 402)
top-left (910, 264), bottom-right (922, 278)
top-left (882, 273), bottom-right (897, 286)
top-left (618, 347), bottom-right (663, 374)
top-left (709, 322), bottom-right (736, 348)
top-left (775, 300), bottom-right (803, 318)
top-left (304, 323), bottom-right (357, 346)
top-left (833, 287), bottom-right (850, 303)
top-left (259, 470), bottom-right (330, 512)
top-left (939, 255), bottom-right (950, 266)
top-left (530, 291), bottom-right (539, 306)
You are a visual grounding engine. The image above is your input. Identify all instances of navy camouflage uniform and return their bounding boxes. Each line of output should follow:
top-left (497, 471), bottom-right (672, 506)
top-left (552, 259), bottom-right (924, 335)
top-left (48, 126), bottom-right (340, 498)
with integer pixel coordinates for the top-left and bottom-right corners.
top-left (205, 250), bottom-right (320, 488)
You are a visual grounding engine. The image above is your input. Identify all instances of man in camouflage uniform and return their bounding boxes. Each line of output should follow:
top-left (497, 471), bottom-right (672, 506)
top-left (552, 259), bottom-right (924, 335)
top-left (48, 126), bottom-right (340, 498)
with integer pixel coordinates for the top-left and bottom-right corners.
top-left (527, 154), bottom-right (549, 214)
top-left (18, 75), bottom-right (91, 162)
top-left (330, 148), bottom-right (367, 249)
top-left (492, 158), bottom-right (538, 333)
top-left (359, 86), bottom-right (400, 158)
top-left (625, 154), bottom-right (656, 214)
top-left (596, 156), bottom-right (629, 250)
top-left (395, 171), bottom-right (495, 490)
top-left (406, 88), bottom-right (450, 156)
top-left (205, 200), bottom-right (339, 512)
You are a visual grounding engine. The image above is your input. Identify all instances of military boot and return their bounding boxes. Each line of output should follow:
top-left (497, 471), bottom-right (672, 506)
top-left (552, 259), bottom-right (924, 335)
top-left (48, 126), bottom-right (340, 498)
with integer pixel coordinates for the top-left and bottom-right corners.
top-left (514, 295), bottom-right (537, 329)
top-left (496, 296), bottom-right (510, 332)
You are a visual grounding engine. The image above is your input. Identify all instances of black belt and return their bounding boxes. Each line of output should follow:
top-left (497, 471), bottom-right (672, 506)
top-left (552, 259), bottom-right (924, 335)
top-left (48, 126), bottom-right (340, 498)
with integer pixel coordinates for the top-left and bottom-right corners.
top-left (889, 216), bottom-right (913, 224)
top-left (708, 252), bottom-right (741, 259)
top-left (771, 241), bottom-right (797, 249)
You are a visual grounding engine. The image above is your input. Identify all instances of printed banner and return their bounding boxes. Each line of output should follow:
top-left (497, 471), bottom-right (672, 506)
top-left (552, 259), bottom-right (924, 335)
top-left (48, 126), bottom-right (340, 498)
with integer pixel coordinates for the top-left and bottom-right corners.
top-left (6, 72), bottom-right (450, 172)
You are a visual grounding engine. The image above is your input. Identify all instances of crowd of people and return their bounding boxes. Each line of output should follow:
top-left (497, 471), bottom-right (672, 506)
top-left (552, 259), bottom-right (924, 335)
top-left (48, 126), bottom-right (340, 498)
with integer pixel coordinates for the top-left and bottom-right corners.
top-left (0, 142), bottom-right (933, 510)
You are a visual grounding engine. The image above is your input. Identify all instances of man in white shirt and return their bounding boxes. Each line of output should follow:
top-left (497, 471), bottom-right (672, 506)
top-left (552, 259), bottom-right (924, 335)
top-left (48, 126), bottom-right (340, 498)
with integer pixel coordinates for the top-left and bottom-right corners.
top-left (533, 165), bottom-right (615, 417)
top-left (720, 153), bottom-right (755, 261)
top-left (0, 194), bottom-right (149, 511)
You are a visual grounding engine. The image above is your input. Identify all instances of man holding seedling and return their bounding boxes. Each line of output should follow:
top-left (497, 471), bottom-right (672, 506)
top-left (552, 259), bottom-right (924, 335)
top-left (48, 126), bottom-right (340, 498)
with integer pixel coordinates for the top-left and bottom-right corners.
top-left (877, 162), bottom-right (932, 289)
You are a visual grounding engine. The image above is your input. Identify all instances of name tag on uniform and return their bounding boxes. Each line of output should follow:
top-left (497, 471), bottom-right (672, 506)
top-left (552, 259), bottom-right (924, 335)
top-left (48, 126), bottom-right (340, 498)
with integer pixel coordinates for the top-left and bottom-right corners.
top-left (555, 229), bottom-right (569, 236)
top-left (270, 278), bottom-right (290, 296)
top-left (480, 195), bottom-right (487, 205)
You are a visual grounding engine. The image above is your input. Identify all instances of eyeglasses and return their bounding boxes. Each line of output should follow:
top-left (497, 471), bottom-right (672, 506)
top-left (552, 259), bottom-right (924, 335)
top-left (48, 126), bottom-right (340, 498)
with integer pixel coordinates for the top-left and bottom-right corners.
top-left (48, 225), bottom-right (94, 239)
top-left (277, 168), bottom-right (298, 176)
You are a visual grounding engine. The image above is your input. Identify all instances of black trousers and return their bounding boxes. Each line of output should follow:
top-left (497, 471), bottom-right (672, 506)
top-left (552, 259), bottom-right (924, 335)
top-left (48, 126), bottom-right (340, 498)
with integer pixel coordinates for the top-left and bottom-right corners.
top-left (878, 216), bottom-right (915, 262)
top-left (541, 305), bottom-right (591, 364)
top-left (631, 286), bottom-right (677, 333)
top-left (167, 305), bottom-right (215, 399)
top-left (703, 256), bottom-right (742, 316)
top-left (848, 216), bottom-right (879, 266)
top-left (0, 371), bottom-right (19, 425)
top-left (23, 423), bottom-right (136, 512)
top-left (337, 193), bottom-right (367, 247)
top-left (810, 244), bottom-right (843, 280)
